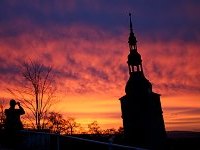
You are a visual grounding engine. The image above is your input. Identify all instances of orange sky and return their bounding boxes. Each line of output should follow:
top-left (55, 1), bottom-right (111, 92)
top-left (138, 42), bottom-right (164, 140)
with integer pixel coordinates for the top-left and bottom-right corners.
top-left (0, 0), bottom-right (200, 131)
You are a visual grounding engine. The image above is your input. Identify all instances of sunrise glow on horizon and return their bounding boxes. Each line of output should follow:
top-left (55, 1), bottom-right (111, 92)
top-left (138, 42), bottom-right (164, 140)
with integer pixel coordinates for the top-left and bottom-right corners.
top-left (0, 0), bottom-right (200, 132)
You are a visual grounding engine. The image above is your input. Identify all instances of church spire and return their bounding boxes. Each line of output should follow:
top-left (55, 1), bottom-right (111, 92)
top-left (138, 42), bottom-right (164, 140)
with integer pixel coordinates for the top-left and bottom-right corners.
top-left (128, 13), bottom-right (137, 51)
top-left (129, 13), bottom-right (133, 33)
top-left (127, 13), bottom-right (143, 74)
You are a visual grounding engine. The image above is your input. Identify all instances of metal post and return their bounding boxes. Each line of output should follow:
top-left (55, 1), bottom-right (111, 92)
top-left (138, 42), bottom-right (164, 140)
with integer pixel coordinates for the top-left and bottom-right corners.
top-left (57, 134), bottom-right (60, 150)
top-left (108, 136), bottom-right (114, 150)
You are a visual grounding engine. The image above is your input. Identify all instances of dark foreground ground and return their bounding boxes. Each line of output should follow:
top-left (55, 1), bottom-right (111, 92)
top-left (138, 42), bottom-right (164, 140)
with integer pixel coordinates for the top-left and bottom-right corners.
top-left (0, 130), bottom-right (200, 150)
top-left (166, 131), bottom-right (200, 150)
top-left (75, 131), bottom-right (200, 150)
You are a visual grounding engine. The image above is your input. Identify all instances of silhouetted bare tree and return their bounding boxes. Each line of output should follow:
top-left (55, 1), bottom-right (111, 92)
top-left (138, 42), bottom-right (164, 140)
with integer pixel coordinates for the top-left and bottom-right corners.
top-left (102, 128), bottom-right (117, 135)
top-left (8, 60), bottom-right (57, 129)
top-left (65, 117), bottom-right (80, 135)
top-left (45, 112), bottom-right (80, 134)
top-left (46, 112), bottom-right (66, 134)
top-left (88, 121), bottom-right (102, 134)
top-left (117, 126), bottom-right (124, 134)
top-left (0, 100), bottom-right (6, 129)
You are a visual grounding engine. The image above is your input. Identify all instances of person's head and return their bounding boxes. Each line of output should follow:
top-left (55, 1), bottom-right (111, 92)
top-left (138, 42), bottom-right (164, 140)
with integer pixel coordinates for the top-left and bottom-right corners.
top-left (10, 99), bottom-right (16, 107)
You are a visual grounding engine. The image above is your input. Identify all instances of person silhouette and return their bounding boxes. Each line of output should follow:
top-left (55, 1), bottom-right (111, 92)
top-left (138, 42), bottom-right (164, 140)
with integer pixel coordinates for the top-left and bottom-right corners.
top-left (4, 99), bottom-right (25, 131)
top-left (4, 99), bottom-right (25, 149)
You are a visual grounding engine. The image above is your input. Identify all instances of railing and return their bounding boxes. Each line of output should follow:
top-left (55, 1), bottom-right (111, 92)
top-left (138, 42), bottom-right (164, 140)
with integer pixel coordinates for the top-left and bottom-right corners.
top-left (17, 130), bottom-right (148, 150)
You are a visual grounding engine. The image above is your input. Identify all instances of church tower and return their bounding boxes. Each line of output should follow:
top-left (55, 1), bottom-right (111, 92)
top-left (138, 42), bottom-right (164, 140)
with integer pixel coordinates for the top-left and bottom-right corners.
top-left (119, 13), bottom-right (167, 150)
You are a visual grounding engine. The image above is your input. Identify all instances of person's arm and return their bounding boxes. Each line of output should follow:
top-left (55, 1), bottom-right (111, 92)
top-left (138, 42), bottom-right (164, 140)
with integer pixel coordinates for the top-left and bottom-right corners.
top-left (17, 102), bottom-right (25, 115)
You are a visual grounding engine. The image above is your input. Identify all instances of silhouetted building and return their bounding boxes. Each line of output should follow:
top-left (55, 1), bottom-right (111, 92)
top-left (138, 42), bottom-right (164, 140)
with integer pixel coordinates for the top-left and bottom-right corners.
top-left (119, 14), bottom-right (167, 150)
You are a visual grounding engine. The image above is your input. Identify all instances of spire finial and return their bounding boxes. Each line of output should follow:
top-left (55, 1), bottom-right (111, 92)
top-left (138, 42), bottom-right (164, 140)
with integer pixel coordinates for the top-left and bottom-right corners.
top-left (128, 12), bottom-right (137, 51)
top-left (129, 13), bottom-right (133, 33)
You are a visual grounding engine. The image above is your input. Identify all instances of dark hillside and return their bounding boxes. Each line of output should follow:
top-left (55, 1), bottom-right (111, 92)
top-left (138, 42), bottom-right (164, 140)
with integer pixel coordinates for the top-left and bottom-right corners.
top-left (166, 131), bottom-right (200, 150)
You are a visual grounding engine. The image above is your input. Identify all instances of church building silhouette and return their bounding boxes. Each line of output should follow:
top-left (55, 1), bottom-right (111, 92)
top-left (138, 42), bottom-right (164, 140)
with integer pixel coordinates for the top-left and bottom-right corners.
top-left (119, 13), bottom-right (167, 150)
